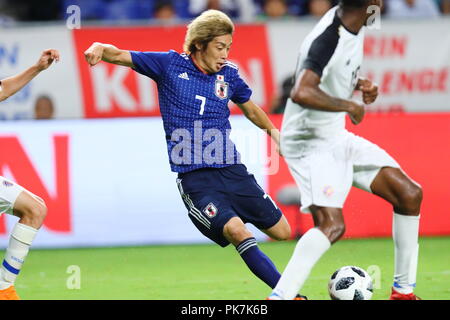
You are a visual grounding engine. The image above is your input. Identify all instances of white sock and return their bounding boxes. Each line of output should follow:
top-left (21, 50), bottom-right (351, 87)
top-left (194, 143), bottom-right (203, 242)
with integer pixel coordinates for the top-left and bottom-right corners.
top-left (392, 213), bottom-right (420, 294)
top-left (0, 223), bottom-right (38, 290)
top-left (271, 228), bottom-right (331, 300)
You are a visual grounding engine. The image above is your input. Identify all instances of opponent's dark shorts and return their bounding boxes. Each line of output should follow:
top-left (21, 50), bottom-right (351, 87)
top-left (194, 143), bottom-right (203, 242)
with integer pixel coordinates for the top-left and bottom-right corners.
top-left (176, 164), bottom-right (283, 247)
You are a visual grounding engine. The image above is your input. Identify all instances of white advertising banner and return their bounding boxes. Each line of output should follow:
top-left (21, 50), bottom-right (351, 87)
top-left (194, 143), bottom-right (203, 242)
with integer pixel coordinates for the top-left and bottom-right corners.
top-left (268, 18), bottom-right (450, 113)
top-left (0, 25), bottom-right (83, 120)
top-left (362, 19), bottom-right (450, 112)
top-left (0, 116), bottom-right (269, 248)
top-left (1, 18), bottom-right (449, 120)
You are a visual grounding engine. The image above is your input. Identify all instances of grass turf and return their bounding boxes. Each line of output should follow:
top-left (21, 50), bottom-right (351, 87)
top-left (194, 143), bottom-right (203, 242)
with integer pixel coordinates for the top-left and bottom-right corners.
top-left (15, 236), bottom-right (450, 300)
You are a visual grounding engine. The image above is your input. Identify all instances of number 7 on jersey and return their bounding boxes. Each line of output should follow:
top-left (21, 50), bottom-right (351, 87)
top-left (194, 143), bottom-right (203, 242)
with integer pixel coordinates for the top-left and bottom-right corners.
top-left (195, 95), bottom-right (206, 115)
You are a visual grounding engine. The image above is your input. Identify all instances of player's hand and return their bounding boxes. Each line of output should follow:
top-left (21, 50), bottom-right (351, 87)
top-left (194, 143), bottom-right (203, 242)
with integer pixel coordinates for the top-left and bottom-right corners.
top-left (357, 78), bottom-right (378, 104)
top-left (84, 42), bottom-right (104, 67)
top-left (270, 129), bottom-right (283, 157)
top-left (347, 101), bottom-right (365, 125)
top-left (35, 49), bottom-right (60, 71)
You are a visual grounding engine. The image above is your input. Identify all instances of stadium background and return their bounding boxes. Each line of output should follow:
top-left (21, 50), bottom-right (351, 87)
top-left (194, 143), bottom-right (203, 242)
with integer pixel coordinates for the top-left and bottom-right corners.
top-left (0, 0), bottom-right (449, 300)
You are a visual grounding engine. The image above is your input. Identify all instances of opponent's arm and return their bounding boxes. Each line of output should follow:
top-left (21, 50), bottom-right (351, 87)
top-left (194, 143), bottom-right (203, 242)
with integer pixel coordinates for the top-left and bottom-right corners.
top-left (237, 99), bottom-right (280, 149)
top-left (84, 42), bottom-right (133, 67)
top-left (290, 69), bottom-right (365, 125)
top-left (0, 49), bottom-right (60, 102)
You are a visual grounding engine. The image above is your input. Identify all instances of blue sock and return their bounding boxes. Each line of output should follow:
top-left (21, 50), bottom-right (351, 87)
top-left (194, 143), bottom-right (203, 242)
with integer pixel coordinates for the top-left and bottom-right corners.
top-left (236, 237), bottom-right (281, 289)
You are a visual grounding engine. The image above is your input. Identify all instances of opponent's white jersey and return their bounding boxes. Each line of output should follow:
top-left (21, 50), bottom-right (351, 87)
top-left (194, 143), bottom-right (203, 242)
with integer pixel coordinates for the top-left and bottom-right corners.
top-left (281, 6), bottom-right (365, 157)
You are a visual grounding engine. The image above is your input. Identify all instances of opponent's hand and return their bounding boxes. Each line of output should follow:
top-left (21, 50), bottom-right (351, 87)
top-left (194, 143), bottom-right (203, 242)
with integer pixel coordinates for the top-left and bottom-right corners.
top-left (36, 49), bottom-right (60, 71)
top-left (84, 43), bottom-right (104, 67)
top-left (357, 78), bottom-right (378, 104)
top-left (347, 101), bottom-right (365, 125)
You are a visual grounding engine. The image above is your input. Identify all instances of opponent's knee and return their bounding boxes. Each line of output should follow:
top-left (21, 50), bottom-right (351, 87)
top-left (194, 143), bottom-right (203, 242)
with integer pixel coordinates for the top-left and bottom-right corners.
top-left (21, 200), bottom-right (47, 227)
top-left (396, 184), bottom-right (423, 215)
top-left (319, 222), bottom-right (346, 244)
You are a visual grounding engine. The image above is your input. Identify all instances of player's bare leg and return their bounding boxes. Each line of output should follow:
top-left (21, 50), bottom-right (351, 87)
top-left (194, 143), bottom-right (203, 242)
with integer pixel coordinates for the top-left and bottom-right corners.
top-left (0, 191), bottom-right (47, 300)
top-left (261, 215), bottom-right (291, 241)
top-left (13, 191), bottom-right (47, 229)
top-left (370, 167), bottom-right (422, 300)
top-left (310, 206), bottom-right (346, 244)
top-left (222, 217), bottom-right (283, 289)
top-left (222, 216), bottom-right (253, 246)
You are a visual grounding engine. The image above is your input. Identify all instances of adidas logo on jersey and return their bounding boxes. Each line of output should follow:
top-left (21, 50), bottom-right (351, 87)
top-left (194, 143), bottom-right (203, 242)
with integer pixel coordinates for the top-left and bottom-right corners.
top-left (178, 72), bottom-right (190, 80)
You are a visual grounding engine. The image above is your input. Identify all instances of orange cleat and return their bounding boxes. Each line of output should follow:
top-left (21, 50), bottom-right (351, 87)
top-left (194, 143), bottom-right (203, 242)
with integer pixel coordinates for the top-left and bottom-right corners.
top-left (389, 288), bottom-right (421, 300)
top-left (0, 286), bottom-right (20, 300)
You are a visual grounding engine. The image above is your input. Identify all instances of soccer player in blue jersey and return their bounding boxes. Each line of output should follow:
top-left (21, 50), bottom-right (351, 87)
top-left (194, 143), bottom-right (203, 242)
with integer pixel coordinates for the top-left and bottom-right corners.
top-left (0, 49), bottom-right (59, 300)
top-left (84, 10), bottom-right (306, 297)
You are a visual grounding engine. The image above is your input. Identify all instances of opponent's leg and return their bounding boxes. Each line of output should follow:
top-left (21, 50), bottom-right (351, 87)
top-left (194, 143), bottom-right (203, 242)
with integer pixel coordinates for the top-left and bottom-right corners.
top-left (270, 206), bottom-right (344, 300)
top-left (0, 190), bottom-right (47, 299)
top-left (223, 217), bottom-right (281, 289)
top-left (370, 167), bottom-right (422, 299)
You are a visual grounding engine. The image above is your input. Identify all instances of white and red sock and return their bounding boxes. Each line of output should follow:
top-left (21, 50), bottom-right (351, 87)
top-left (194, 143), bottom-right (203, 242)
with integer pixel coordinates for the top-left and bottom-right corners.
top-left (392, 213), bottom-right (420, 295)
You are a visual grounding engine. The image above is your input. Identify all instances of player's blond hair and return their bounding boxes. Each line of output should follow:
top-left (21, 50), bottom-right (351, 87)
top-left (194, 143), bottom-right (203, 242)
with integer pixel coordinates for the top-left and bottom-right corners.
top-left (183, 10), bottom-right (234, 54)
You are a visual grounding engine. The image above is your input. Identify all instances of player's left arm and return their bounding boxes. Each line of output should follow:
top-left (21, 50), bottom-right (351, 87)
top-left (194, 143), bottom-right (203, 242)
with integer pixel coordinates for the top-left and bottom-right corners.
top-left (0, 49), bottom-right (60, 102)
top-left (237, 99), bottom-right (280, 150)
top-left (356, 77), bottom-right (378, 104)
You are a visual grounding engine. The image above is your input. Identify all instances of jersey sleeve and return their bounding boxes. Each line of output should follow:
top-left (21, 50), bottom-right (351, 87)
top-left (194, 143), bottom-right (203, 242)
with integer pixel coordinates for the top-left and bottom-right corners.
top-left (130, 50), bottom-right (171, 82)
top-left (230, 73), bottom-right (252, 104)
top-left (302, 19), bottom-right (340, 78)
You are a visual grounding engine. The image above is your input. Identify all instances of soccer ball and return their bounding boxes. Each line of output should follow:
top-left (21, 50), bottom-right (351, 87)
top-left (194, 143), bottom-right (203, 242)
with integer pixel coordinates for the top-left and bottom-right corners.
top-left (328, 266), bottom-right (373, 300)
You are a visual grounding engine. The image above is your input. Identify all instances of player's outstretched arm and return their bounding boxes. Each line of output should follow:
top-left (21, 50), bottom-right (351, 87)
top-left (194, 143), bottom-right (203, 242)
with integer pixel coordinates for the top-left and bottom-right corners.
top-left (0, 49), bottom-right (60, 102)
top-left (84, 42), bottom-right (133, 68)
top-left (237, 100), bottom-right (281, 150)
top-left (291, 69), bottom-right (365, 125)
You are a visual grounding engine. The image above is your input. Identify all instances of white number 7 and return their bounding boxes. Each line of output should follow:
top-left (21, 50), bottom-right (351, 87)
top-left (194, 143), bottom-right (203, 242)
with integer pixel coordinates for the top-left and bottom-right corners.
top-left (195, 95), bottom-right (206, 115)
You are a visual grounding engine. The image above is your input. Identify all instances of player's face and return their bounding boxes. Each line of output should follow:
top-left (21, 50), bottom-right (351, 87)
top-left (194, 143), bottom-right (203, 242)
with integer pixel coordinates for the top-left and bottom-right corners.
top-left (198, 34), bottom-right (232, 74)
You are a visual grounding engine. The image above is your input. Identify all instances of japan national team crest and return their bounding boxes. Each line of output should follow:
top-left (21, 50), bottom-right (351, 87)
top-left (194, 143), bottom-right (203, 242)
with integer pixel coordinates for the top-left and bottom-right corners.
top-left (214, 75), bottom-right (229, 99)
top-left (203, 202), bottom-right (218, 218)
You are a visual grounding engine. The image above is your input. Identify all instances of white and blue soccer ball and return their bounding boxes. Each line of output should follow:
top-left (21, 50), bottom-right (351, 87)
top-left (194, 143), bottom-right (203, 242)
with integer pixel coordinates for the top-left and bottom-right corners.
top-left (328, 266), bottom-right (373, 300)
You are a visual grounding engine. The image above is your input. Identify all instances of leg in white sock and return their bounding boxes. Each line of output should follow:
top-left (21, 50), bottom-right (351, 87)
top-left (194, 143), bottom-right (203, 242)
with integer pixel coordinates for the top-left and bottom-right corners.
top-left (271, 228), bottom-right (331, 299)
top-left (0, 189), bottom-right (46, 290)
top-left (0, 223), bottom-right (38, 289)
top-left (393, 213), bottom-right (420, 294)
top-left (367, 167), bottom-right (422, 295)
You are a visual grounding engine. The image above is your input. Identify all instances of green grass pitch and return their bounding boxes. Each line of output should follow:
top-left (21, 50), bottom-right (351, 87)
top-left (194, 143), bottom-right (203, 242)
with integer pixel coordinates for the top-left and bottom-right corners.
top-left (15, 236), bottom-right (450, 300)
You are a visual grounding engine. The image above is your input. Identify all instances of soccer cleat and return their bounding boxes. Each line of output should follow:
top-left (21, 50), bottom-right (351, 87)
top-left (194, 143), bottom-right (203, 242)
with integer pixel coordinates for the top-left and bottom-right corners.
top-left (389, 288), bottom-right (421, 300)
top-left (294, 294), bottom-right (308, 300)
top-left (0, 286), bottom-right (20, 300)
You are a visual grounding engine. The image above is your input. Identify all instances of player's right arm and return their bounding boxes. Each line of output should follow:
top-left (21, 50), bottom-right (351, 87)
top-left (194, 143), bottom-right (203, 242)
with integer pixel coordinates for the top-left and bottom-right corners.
top-left (84, 42), bottom-right (133, 68)
top-left (290, 69), bottom-right (365, 125)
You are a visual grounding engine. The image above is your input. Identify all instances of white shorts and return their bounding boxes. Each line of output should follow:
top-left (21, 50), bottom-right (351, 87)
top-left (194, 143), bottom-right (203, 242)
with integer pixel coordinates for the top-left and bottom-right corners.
top-left (285, 131), bottom-right (400, 213)
top-left (0, 177), bottom-right (25, 216)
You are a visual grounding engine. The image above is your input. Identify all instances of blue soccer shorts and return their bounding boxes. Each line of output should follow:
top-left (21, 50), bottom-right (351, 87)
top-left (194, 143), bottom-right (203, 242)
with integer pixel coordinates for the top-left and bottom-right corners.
top-left (176, 164), bottom-right (282, 247)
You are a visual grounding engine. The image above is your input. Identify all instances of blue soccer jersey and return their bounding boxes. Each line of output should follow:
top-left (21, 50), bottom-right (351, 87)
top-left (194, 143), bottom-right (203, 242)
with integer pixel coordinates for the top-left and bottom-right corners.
top-left (130, 50), bottom-right (252, 173)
